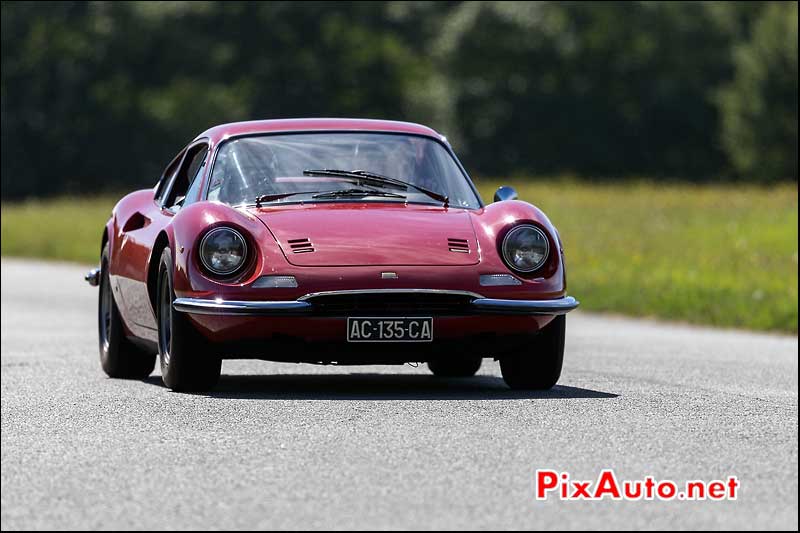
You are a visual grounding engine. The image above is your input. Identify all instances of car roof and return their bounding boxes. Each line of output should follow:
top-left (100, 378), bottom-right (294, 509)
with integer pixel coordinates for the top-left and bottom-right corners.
top-left (196, 118), bottom-right (444, 144)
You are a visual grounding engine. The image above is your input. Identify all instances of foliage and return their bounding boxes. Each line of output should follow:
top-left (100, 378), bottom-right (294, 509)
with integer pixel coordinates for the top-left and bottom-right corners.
top-left (434, 1), bottom-right (759, 177)
top-left (718, 2), bottom-right (798, 182)
top-left (1, 1), bottom-right (797, 200)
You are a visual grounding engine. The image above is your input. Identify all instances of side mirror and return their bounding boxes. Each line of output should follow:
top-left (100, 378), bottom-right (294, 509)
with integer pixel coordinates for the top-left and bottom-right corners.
top-left (493, 186), bottom-right (518, 202)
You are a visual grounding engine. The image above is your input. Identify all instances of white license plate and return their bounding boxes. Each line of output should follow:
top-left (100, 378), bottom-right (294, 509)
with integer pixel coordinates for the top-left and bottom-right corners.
top-left (347, 317), bottom-right (433, 342)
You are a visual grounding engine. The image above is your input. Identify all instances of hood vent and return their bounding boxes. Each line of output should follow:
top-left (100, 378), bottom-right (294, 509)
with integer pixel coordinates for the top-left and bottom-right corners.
top-left (448, 238), bottom-right (470, 253)
top-left (288, 238), bottom-right (315, 254)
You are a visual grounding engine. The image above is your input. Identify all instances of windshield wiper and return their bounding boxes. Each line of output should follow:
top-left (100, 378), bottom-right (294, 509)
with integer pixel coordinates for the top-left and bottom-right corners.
top-left (254, 191), bottom-right (313, 207)
top-left (311, 188), bottom-right (407, 200)
top-left (303, 169), bottom-right (449, 207)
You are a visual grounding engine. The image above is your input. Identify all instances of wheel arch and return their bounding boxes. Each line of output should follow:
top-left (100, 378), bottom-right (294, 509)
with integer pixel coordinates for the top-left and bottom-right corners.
top-left (147, 231), bottom-right (172, 314)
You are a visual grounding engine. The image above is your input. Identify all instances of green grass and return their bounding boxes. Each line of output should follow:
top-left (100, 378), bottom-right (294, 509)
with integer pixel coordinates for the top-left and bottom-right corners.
top-left (477, 180), bottom-right (798, 333)
top-left (1, 196), bottom-right (113, 264)
top-left (2, 182), bottom-right (797, 332)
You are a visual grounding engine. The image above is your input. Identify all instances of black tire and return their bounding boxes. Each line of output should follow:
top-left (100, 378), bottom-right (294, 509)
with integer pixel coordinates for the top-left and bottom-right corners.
top-left (98, 243), bottom-right (156, 379)
top-left (427, 356), bottom-right (482, 377)
top-left (157, 247), bottom-right (221, 392)
top-left (499, 315), bottom-right (565, 390)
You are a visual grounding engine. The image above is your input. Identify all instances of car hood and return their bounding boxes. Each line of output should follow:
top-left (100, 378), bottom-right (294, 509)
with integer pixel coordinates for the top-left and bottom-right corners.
top-left (250, 203), bottom-right (480, 266)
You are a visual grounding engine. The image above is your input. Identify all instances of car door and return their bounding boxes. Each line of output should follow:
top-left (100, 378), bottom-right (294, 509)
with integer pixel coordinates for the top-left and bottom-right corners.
top-left (114, 141), bottom-right (209, 333)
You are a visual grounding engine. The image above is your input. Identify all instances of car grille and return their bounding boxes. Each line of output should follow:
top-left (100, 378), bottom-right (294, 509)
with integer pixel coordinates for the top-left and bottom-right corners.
top-left (303, 291), bottom-right (477, 316)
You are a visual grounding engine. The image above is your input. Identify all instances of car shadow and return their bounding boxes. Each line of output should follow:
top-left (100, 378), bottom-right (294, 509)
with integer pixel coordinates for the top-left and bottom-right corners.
top-left (145, 373), bottom-right (618, 401)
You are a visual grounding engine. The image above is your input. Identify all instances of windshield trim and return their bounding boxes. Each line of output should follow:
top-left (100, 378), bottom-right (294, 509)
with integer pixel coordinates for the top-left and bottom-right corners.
top-left (234, 198), bottom-right (457, 210)
top-left (201, 130), bottom-right (484, 210)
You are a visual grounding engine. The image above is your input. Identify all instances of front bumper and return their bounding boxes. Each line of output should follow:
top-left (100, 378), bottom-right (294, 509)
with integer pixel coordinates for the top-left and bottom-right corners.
top-left (173, 293), bottom-right (579, 316)
top-left (173, 290), bottom-right (578, 358)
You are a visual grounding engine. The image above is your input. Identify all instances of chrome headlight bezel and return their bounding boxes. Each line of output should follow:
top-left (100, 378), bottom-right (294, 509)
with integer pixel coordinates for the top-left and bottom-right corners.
top-left (199, 226), bottom-right (248, 276)
top-left (501, 224), bottom-right (550, 274)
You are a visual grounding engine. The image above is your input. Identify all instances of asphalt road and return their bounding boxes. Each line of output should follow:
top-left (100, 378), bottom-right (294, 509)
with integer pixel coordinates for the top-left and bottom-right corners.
top-left (1, 258), bottom-right (797, 530)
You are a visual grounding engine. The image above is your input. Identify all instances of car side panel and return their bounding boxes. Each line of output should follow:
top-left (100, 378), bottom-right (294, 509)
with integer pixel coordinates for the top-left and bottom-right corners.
top-left (109, 189), bottom-right (172, 336)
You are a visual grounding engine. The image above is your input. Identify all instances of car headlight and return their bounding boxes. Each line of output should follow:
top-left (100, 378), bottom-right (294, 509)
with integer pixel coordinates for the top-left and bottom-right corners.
top-left (501, 224), bottom-right (550, 273)
top-left (199, 227), bottom-right (248, 276)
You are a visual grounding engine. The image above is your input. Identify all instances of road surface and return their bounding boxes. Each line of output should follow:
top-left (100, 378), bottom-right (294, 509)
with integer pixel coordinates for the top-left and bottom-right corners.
top-left (1, 258), bottom-right (797, 530)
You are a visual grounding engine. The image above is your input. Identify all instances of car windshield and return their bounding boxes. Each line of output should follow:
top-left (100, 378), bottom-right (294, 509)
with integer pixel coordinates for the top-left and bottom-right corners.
top-left (206, 133), bottom-right (481, 209)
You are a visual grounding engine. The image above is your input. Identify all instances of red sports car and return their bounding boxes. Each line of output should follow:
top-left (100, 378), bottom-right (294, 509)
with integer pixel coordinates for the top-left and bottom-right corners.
top-left (86, 119), bottom-right (578, 392)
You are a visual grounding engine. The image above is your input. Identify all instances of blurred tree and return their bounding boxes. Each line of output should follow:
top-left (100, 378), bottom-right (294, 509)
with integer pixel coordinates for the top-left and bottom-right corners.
top-left (432, 1), bottom-right (766, 179)
top-left (1, 1), bottom-right (797, 199)
top-left (718, 1), bottom-right (798, 182)
top-left (1, 1), bottom-right (433, 198)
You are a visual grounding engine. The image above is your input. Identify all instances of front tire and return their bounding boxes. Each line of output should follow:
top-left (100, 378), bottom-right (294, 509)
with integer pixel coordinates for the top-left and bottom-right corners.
top-left (157, 248), bottom-right (221, 392)
top-left (98, 244), bottom-right (155, 379)
top-left (499, 315), bottom-right (565, 390)
top-left (428, 356), bottom-right (482, 377)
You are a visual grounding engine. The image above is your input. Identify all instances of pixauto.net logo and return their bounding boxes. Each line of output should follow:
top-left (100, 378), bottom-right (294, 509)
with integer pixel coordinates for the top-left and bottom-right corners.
top-left (535, 470), bottom-right (740, 501)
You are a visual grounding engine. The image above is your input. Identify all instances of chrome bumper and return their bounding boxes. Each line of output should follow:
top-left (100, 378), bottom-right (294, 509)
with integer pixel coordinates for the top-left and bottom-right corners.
top-left (470, 296), bottom-right (579, 315)
top-left (173, 295), bottom-right (579, 316)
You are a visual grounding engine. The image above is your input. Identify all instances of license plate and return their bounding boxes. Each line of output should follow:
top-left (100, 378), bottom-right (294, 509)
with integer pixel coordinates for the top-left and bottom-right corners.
top-left (347, 317), bottom-right (433, 342)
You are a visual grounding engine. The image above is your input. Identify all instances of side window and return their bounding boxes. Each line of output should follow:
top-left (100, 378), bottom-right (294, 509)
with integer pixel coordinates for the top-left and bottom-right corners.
top-left (181, 146), bottom-right (209, 207)
top-left (164, 144), bottom-right (208, 210)
top-left (154, 150), bottom-right (185, 206)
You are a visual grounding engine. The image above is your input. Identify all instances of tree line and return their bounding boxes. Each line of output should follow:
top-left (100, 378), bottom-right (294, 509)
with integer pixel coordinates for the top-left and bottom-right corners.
top-left (1, 1), bottom-right (797, 199)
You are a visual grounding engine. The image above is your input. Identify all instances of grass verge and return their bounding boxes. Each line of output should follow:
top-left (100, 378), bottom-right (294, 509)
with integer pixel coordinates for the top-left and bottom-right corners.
top-left (2, 182), bottom-right (797, 332)
top-left (478, 180), bottom-right (797, 333)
